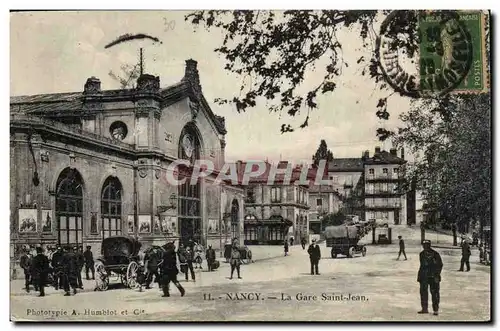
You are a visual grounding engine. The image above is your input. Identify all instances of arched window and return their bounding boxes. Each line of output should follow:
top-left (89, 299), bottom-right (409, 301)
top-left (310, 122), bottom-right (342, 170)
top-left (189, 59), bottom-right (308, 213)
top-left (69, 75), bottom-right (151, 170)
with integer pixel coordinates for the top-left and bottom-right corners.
top-left (55, 168), bottom-right (84, 246)
top-left (101, 177), bottom-right (122, 239)
top-left (178, 124), bottom-right (202, 244)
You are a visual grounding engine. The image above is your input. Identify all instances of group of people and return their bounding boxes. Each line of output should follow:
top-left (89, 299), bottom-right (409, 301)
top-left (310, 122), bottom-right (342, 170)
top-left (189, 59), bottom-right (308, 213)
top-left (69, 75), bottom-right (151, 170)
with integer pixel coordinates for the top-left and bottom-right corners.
top-left (283, 236), bottom-right (309, 256)
top-left (19, 245), bottom-right (95, 297)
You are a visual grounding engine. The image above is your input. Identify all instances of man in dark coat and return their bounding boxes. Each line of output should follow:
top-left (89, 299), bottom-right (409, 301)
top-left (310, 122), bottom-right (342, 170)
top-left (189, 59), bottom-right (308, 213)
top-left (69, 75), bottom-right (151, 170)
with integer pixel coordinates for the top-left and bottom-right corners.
top-left (229, 244), bottom-right (242, 279)
top-left (62, 246), bottom-right (79, 296)
top-left (144, 250), bottom-right (160, 289)
top-left (307, 239), bottom-right (321, 275)
top-left (75, 246), bottom-right (85, 289)
top-left (51, 245), bottom-right (64, 290)
top-left (83, 246), bottom-right (95, 280)
top-left (31, 246), bottom-right (50, 297)
top-left (206, 245), bottom-right (216, 272)
top-left (184, 246), bottom-right (196, 282)
top-left (417, 240), bottom-right (443, 315)
top-left (20, 248), bottom-right (32, 293)
top-left (459, 238), bottom-right (471, 272)
top-left (301, 237), bottom-right (307, 250)
top-left (160, 242), bottom-right (185, 297)
top-left (284, 240), bottom-right (289, 256)
top-left (397, 235), bottom-right (407, 260)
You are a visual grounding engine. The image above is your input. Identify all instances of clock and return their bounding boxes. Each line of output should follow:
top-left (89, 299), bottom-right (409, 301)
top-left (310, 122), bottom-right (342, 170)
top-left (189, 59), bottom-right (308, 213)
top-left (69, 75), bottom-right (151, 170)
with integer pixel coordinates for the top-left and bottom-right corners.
top-left (110, 121), bottom-right (128, 141)
top-left (182, 134), bottom-right (194, 158)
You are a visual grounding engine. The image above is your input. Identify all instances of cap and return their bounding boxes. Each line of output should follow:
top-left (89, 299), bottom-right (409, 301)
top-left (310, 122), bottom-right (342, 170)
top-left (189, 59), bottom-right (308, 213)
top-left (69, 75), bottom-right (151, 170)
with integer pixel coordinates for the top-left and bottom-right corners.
top-left (422, 240), bottom-right (431, 245)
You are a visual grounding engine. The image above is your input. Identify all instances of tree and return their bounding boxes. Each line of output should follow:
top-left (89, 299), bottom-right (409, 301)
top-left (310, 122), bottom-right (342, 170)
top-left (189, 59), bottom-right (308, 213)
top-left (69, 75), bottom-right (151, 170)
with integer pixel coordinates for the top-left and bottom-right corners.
top-left (394, 94), bottom-right (491, 232)
top-left (186, 10), bottom-right (421, 133)
top-left (312, 139), bottom-right (334, 166)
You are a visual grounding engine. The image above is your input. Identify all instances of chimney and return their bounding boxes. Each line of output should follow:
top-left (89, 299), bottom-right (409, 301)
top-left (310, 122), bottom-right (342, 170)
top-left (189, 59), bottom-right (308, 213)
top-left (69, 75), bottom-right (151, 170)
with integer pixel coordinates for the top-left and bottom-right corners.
top-left (390, 148), bottom-right (397, 156)
top-left (375, 146), bottom-right (381, 154)
top-left (183, 59), bottom-right (202, 96)
top-left (362, 150), bottom-right (369, 160)
top-left (401, 148), bottom-right (405, 160)
top-left (83, 76), bottom-right (101, 94)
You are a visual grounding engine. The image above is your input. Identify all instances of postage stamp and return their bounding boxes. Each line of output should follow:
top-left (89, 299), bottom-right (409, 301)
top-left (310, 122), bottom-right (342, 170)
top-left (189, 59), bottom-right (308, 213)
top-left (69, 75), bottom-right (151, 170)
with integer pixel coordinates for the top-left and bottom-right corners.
top-left (9, 10), bottom-right (491, 323)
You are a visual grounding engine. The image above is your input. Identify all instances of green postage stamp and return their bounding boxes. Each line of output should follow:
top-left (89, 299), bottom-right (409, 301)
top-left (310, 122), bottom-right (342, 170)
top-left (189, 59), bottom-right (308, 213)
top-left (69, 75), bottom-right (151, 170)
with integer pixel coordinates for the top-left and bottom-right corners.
top-left (419, 11), bottom-right (489, 95)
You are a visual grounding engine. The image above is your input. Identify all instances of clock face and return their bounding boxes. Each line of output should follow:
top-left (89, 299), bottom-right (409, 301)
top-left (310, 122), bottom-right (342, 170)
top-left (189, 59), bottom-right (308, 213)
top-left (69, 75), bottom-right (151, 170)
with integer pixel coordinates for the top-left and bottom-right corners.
top-left (109, 122), bottom-right (128, 141)
top-left (182, 134), bottom-right (194, 158)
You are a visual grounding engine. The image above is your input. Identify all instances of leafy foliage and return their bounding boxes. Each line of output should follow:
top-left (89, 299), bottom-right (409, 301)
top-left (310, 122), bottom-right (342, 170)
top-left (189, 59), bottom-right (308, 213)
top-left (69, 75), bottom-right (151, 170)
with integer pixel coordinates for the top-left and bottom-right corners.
top-left (185, 10), bottom-right (423, 133)
top-left (312, 139), bottom-right (334, 166)
top-left (394, 94), bottom-right (491, 229)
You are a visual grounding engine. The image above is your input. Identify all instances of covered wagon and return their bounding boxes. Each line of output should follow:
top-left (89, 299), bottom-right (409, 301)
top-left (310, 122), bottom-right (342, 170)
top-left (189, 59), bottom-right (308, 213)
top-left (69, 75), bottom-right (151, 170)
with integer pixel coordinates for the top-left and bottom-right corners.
top-left (324, 225), bottom-right (366, 258)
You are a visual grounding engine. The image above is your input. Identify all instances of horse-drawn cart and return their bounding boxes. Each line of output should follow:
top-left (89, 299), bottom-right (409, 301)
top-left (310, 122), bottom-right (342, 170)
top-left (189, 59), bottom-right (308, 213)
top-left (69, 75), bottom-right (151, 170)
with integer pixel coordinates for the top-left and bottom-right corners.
top-left (94, 236), bottom-right (142, 291)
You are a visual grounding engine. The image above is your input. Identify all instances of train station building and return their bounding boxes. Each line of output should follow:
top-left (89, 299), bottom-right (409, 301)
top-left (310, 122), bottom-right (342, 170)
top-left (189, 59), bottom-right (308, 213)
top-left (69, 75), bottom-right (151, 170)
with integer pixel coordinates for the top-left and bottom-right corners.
top-left (10, 59), bottom-right (244, 256)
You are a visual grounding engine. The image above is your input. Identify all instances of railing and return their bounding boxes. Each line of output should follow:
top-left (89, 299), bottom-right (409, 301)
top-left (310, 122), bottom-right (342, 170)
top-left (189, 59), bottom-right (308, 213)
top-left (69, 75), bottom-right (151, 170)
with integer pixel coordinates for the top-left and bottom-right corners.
top-left (11, 114), bottom-right (135, 150)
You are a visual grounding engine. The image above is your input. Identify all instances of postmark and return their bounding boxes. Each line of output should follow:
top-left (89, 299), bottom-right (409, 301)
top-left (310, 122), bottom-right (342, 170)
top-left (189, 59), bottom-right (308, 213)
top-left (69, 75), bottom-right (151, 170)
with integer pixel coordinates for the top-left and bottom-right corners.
top-left (377, 10), bottom-right (482, 98)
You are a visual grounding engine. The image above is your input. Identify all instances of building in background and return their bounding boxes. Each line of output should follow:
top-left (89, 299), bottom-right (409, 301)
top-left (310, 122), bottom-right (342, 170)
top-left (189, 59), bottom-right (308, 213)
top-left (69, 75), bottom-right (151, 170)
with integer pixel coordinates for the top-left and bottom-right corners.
top-left (10, 59), bottom-right (244, 256)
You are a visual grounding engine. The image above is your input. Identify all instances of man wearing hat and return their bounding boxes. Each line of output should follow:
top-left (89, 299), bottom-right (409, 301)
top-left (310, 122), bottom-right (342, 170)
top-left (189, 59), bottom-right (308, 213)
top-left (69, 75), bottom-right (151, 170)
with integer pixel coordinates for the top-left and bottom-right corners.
top-left (417, 240), bottom-right (443, 315)
top-left (83, 246), bottom-right (95, 280)
top-left (51, 245), bottom-right (64, 290)
top-left (307, 238), bottom-right (321, 275)
top-left (397, 236), bottom-right (407, 260)
top-left (459, 236), bottom-right (471, 272)
top-left (205, 245), bottom-right (216, 272)
top-left (75, 246), bottom-right (85, 289)
top-left (31, 246), bottom-right (50, 297)
top-left (19, 247), bottom-right (32, 293)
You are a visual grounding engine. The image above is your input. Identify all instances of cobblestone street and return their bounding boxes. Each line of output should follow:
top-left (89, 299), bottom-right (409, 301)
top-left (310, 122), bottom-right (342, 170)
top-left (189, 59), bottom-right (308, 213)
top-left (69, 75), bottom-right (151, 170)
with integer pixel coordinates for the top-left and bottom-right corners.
top-left (11, 236), bottom-right (491, 322)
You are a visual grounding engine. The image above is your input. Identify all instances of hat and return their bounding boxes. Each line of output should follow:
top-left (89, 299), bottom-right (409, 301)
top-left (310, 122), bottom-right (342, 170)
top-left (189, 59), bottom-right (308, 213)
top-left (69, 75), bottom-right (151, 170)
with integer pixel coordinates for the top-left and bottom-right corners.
top-left (398, 236), bottom-right (402, 239)
top-left (422, 240), bottom-right (431, 245)
top-left (312, 239), bottom-right (317, 242)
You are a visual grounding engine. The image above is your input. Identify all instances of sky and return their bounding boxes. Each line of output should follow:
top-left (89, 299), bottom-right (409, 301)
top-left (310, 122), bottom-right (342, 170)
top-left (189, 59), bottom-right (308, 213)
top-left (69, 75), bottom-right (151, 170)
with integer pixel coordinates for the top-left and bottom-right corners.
top-left (10, 11), bottom-right (411, 164)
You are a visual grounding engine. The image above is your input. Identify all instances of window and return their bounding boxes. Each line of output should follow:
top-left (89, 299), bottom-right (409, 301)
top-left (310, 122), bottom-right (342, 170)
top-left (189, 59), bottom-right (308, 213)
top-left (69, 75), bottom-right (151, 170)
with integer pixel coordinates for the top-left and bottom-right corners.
top-left (316, 198), bottom-right (322, 207)
top-left (394, 168), bottom-right (399, 174)
top-left (56, 168), bottom-right (84, 246)
top-left (246, 187), bottom-right (255, 203)
top-left (331, 176), bottom-right (339, 183)
top-left (271, 187), bottom-right (281, 203)
top-left (383, 168), bottom-right (388, 174)
top-left (382, 211), bottom-right (389, 219)
top-left (381, 183), bottom-right (388, 192)
top-left (366, 183), bottom-right (374, 194)
top-left (368, 169), bottom-right (374, 175)
top-left (101, 176), bottom-right (123, 239)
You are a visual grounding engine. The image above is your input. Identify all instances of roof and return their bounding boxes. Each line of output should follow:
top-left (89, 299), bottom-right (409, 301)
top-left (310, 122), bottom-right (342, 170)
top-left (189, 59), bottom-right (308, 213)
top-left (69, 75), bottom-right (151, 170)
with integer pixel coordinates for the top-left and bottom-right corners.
top-left (364, 150), bottom-right (406, 165)
top-left (11, 79), bottom-right (226, 135)
top-left (327, 158), bottom-right (364, 172)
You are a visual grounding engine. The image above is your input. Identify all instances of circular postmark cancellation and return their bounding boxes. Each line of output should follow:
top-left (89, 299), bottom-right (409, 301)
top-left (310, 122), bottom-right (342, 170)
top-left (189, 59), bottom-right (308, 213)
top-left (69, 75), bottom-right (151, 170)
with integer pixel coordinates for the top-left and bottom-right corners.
top-left (376, 10), bottom-right (474, 98)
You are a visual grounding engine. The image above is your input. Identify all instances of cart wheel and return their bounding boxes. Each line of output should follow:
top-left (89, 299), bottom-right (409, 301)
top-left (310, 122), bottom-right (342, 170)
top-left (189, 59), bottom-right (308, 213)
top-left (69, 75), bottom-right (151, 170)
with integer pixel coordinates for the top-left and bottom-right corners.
top-left (331, 249), bottom-right (337, 259)
top-left (361, 246), bottom-right (367, 257)
top-left (348, 247), bottom-right (355, 258)
top-left (126, 261), bottom-right (139, 289)
top-left (95, 261), bottom-right (109, 291)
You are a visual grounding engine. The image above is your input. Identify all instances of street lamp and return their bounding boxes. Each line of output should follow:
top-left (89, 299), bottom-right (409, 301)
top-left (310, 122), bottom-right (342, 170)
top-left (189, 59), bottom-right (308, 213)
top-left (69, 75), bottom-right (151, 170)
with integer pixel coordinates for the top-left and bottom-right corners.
top-left (220, 212), bottom-right (231, 258)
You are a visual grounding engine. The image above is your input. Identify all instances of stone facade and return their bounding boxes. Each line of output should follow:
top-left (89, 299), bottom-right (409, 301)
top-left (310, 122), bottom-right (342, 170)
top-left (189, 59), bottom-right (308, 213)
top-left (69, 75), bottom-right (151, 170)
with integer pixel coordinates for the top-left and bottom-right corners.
top-left (10, 60), bottom-right (242, 259)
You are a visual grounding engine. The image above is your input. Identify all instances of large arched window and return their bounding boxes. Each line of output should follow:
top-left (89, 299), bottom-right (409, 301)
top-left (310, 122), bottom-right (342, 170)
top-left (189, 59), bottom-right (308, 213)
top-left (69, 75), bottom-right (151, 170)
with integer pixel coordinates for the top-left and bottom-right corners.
top-left (178, 124), bottom-right (202, 244)
top-left (101, 177), bottom-right (122, 239)
top-left (56, 168), bottom-right (84, 246)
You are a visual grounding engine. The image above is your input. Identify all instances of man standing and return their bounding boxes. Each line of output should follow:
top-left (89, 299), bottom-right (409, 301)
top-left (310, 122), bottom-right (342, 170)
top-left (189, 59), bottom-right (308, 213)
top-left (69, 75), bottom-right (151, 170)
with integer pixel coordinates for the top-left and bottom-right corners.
top-left (144, 250), bottom-right (160, 289)
top-left (307, 239), bottom-right (321, 275)
top-left (62, 246), bottom-right (79, 296)
top-left (75, 246), bottom-right (85, 289)
top-left (160, 242), bottom-right (185, 297)
top-left (417, 240), bottom-right (443, 316)
top-left (206, 245), bottom-right (216, 272)
top-left (184, 246), bottom-right (196, 282)
top-left (229, 244), bottom-right (242, 279)
top-left (51, 245), bottom-right (64, 290)
top-left (459, 238), bottom-right (471, 272)
top-left (397, 236), bottom-right (407, 260)
top-left (31, 247), bottom-right (49, 297)
top-left (289, 236), bottom-right (294, 246)
top-left (301, 237), bottom-right (307, 250)
top-left (20, 248), bottom-right (32, 293)
top-left (284, 240), bottom-right (289, 256)
top-left (83, 246), bottom-right (95, 280)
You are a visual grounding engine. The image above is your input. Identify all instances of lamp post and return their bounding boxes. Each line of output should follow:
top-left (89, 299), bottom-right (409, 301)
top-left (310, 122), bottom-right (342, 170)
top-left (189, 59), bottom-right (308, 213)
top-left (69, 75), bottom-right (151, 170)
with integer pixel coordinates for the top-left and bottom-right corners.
top-left (220, 212), bottom-right (231, 258)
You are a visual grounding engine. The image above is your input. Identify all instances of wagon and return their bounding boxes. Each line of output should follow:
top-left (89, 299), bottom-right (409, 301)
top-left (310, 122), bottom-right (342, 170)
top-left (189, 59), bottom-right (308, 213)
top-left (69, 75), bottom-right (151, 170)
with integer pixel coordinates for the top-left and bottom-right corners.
top-left (94, 236), bottom-right (142, 291)
top-left (325, 225), bottom-right (367, 258)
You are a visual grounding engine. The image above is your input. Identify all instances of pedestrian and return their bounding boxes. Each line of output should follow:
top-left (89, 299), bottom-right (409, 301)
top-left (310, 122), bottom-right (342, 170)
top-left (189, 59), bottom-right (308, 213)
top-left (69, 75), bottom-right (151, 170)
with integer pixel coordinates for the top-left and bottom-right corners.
top-left (83, 245), bottom-right (95, 280)
top-left (51, 245), bottom-right (64, 290)
top-left (31, 246), bottom-right (50, 297)
top-left (160, 242), bottom-right (185, 297)
top-left (289, 236), bottom-right (294, 246)
top-left (307, 238), bottom-right (321, 275)
top-left (206, 245), bottom-right (216, 272)
top-left (301, 237), bottom-right (307, 250)
top-left (184, 246), bottom-right (196, 282)
top-left (417, 240), bottom-right (443, 316)
top-left (229, 244), bottom-right (242, 279)
top-left (62, 246), bottom-right (79, 296)
top-left (459, 238), bottom-right (471, 272)
top-left (284, 240), bottom-right (289, 256)
top-left (75, 246), bottom-right (85, 289)
top-left (397, 235), bottom-right (407, 260)
top-left (177, 243), bottom-right (188, 278)
top-left (144, 250), bottom-right (160, 289)
top-left (20, 248), bottom-right (32, 293)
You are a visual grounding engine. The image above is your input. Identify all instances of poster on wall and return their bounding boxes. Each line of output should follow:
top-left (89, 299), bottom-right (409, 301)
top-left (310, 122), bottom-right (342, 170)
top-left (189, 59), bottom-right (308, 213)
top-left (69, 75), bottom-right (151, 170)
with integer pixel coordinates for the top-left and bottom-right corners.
top-left (127, 215), bottom-right (134, 233)
top-left (154, 216), bottom-right (161, 233)
top-left (138, 215), bottom-right (151, 233)
top-left (41, 209), bottom-right (53, 232)
top-left (161, 216), bottom-right (177, 235)
top-left (208, 219), bottom-right (219, 234)
top-left (18, 209), bottom-right (37, 233)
